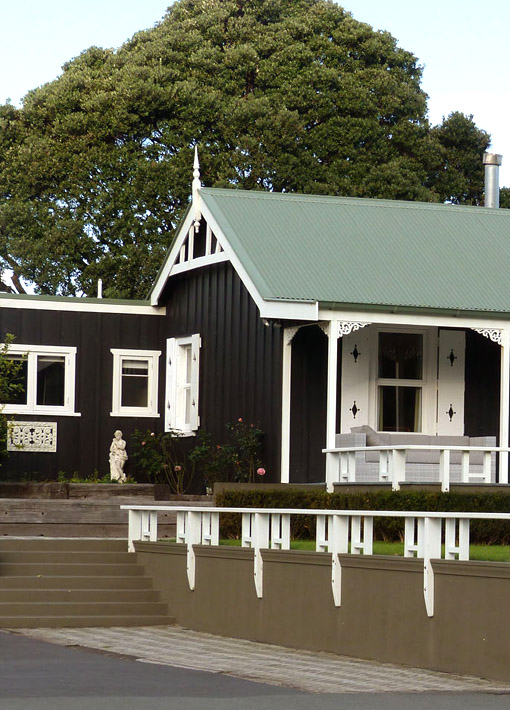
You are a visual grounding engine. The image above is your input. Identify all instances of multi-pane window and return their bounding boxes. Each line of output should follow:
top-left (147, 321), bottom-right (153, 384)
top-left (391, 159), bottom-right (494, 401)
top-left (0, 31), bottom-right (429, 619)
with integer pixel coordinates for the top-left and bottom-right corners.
top-left (2, 345), bottom-right (77, 415)
top-left (377, 332), bottom-right (424, 432)
top-left (111, 349), bottom-right (161, 417)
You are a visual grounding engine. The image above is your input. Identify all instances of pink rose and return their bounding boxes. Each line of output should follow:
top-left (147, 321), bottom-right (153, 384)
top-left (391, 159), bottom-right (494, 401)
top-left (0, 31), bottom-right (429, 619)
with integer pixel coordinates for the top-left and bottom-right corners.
top-left (141, 441), bottom-right (146, 446)
top-left (256, 467), bottom-right (266, 476)
top-left (238, 417), bottom-right (243, 423)
top-left (174, 465), bottom-right (182, 472)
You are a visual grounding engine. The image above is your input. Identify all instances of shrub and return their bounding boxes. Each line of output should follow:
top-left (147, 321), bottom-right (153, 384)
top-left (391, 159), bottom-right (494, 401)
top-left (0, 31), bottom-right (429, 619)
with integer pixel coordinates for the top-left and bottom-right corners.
top-left (130, 429), bottom-right (192, 494)
top-left (189, 419), bottom-right (264, 487)
top-left (215, 488), bottom-right (510, 544)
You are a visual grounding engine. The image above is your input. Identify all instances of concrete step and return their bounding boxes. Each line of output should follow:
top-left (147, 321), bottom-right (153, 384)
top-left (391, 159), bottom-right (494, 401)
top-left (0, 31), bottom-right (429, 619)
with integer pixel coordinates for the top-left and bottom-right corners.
top-left (0, 536), bottom-right (173, 628)
top-left (0, 562), bottom-right (145, 576)
top-left (0, 600), bottom-right (169, 616)
top-left (0, 551), bottom-right (133, 564)
top-left (0, 539), bottom-right (127, 552)
top-left (0, 614), bottom-right (175, 628)
top-left (0, 575), bottom-right (154, 590)
top-left (0, 588), bottom-right (161, 603)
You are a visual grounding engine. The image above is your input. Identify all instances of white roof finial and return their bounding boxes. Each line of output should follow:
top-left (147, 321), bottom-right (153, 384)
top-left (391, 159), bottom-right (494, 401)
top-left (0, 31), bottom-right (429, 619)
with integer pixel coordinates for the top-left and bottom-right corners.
top-left (192, 145), bottom-right (201, 232)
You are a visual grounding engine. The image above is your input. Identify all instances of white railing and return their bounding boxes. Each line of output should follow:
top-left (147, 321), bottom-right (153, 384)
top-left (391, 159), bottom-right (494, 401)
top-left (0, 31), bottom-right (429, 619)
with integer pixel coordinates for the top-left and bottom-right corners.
top-left (322, 445), bottom-right (510, 492)
top-left (121, 504), bottom-right (510, 617)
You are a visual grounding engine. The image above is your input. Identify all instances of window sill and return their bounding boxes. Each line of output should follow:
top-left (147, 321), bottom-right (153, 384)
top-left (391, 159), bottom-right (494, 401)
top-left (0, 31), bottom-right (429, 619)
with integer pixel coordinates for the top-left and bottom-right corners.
top-left (2, 409), bottom-right (82, 417)
top-left (110, 411), bottom-right (160, 418)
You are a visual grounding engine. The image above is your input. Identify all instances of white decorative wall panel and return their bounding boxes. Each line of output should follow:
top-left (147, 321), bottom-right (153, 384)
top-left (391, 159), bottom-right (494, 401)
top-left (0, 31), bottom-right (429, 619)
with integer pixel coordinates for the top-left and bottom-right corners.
top-left (7, 422), bottom-right (57, 452)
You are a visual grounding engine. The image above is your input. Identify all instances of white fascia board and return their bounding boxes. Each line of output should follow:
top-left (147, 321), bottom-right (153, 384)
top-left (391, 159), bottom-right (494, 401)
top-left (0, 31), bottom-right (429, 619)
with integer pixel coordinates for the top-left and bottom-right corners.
top-left (151, 209), bottom-right (196, 305)
top-left (0, 299), bottom-right (164, 316)
top-left (318, 307), bottom-right (510, 331)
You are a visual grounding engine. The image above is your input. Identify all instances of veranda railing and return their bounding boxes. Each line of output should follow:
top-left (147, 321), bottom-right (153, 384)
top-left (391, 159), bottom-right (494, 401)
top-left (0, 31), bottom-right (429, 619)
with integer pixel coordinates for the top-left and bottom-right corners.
top-left (121, 504), bottom-right (510, 617)
top-left (322, 445), bottom-right (510, 492)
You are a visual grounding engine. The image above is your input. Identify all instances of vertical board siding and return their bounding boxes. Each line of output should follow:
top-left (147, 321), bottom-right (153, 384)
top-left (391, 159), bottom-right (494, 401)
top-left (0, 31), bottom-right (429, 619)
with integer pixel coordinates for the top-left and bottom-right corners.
top-left (464, 329), bottom-right (500, 439)
top-left (289, 325), bottom-right (328, 483)
top-left (0, 306), bottom-right (163, 481)
top-left (164, 262), bottom-right (283, 482)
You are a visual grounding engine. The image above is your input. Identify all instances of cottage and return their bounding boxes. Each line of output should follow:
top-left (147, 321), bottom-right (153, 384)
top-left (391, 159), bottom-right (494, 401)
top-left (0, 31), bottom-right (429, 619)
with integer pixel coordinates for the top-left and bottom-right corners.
top-left (1, 154), bottom-right (509, 489)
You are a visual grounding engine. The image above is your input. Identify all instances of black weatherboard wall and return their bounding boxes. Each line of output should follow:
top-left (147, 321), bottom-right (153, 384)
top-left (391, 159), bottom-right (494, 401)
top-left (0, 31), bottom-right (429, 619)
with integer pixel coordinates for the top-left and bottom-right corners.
top-left (162, 260), bottom-right (283, 481)
top-left (0, 305), bottom-right (164, 480)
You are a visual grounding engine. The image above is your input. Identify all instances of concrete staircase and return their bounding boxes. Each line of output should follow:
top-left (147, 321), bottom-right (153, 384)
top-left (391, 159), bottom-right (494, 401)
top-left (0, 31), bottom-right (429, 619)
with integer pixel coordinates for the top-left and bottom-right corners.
top-left (0, 538), bottom-right (175, 628)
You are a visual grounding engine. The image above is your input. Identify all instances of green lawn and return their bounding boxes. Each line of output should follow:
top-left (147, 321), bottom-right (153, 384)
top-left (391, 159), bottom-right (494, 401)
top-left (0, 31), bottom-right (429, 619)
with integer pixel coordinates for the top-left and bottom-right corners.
top-left (218, 538), bottom-right (510, 561)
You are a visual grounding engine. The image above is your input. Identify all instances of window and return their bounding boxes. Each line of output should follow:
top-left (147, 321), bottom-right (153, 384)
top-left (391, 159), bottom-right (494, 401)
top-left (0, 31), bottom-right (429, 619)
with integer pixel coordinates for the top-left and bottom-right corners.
top-left (165, 334), bottom-right (200, 435)
top-left (111, 349), bottom-right (161, 417)
top-left (2, 345), bottom-right (78, 416)
top-left (377, 332), bottom-right (424, 432)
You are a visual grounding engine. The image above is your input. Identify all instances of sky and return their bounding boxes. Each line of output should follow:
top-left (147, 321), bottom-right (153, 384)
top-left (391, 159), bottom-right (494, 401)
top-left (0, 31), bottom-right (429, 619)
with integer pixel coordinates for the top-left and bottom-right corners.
top-left (1, 0), bottom-right (509, 184)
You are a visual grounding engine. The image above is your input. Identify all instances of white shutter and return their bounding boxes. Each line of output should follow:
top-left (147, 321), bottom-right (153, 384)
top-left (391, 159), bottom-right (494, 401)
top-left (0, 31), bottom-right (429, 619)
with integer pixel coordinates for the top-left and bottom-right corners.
top-left (340, 328), bottom-right (370, 433)
top-left (190, 333), bottom-right (201, 431)
top-left (165, 337), bottom-right (177, 431)
top-left (437, 329), bottom-right (465, 435)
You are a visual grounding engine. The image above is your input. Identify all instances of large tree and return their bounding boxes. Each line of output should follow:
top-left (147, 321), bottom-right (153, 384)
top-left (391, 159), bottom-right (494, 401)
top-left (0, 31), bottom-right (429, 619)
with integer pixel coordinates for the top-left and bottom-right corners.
top-left (0, 0), bottom-right (491, 297)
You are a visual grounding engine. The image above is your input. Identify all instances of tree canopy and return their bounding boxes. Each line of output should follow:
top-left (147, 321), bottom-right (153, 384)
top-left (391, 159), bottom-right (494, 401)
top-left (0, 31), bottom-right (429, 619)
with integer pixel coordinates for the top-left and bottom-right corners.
top-left (0, 0), bottom-right (494, 297)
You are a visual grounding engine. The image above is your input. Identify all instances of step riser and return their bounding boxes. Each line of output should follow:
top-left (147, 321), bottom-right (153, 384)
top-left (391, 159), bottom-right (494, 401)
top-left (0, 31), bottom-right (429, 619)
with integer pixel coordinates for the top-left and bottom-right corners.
top-left (0, 563), bottom-right (144, 576)
top-left (0, 589), bottom-right (160, 603)
top-left (0, 540), bottom-right (128, 552)
top-left (0, 602), bottom-right (168, 615)
top-left (0, 615), bottom-right (175, 628)
top-left (0, 576), bottom-right (153, 590)
top-left (0, 552), bottom-right (134, 563)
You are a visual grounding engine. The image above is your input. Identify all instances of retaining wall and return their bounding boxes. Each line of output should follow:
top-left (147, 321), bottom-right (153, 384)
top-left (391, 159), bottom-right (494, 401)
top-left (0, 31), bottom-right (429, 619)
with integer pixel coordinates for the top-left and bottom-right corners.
top-left (135, 542), bottom-right (510, 683)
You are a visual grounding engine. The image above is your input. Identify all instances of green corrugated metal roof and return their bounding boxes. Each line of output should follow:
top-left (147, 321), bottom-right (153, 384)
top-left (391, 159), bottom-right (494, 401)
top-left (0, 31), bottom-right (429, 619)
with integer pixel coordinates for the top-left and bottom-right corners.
top-left (200, 188), bottom-right (510, 314)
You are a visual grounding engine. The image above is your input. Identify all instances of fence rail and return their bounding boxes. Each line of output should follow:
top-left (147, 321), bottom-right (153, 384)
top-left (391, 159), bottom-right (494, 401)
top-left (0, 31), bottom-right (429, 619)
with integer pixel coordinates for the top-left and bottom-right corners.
top-left (121, 504), bottom-right (510, 617)
top-left (322, 445), bottom-right (510, 492)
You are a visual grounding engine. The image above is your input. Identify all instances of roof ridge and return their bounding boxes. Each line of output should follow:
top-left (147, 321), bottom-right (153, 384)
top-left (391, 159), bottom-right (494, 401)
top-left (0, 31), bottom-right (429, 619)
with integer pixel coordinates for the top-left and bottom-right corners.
top-left (200, 187), bottom-right (507, 215)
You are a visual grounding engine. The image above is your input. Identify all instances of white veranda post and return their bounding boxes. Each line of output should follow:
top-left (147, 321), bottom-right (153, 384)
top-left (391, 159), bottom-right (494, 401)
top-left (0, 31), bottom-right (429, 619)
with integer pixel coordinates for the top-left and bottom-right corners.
top-left (500, 329), bottom-right (510, 483)
top-left (280, 327), bottom-right (299, 483)
top-left (325, 321), bottom-right (340, 492)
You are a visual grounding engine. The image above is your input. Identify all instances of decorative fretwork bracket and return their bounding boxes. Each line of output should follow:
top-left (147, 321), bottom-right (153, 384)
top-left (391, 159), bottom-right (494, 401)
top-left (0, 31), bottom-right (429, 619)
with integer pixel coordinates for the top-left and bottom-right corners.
top-left (283, 326), bottom-right (302, 346)
top-left (319, 321), bottom-right (371, 340)
top-left (471, 328), bottom-right (503, 346)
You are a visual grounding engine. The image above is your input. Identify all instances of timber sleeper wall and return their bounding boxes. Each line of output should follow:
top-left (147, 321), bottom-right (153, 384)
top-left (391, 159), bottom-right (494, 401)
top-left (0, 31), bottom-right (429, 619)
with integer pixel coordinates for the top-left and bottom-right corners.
top-left (135, 542), bottom-right (510, 683)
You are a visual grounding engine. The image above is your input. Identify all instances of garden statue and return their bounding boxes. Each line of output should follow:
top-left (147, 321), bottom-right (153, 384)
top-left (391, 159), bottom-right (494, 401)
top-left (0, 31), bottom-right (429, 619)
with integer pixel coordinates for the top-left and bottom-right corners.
top-left (109, 430), bottom-right (128, 482)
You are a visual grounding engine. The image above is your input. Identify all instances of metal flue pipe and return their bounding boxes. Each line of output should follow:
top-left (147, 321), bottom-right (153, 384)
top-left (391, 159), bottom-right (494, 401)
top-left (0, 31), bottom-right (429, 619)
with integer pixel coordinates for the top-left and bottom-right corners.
top-left (483, 152), bottom-right (503, 208)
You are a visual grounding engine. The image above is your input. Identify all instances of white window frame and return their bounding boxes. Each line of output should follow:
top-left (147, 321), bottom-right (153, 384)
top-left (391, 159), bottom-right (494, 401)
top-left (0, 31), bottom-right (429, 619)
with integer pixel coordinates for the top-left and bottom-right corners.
top-left (2, 344), bottom-right (79, 416)
top-left (111, 349), bottom-right (161, 418)
top-left (368, 327), bottom-right (437, 435)
top-left (165, 334), bottom-right (201, 435)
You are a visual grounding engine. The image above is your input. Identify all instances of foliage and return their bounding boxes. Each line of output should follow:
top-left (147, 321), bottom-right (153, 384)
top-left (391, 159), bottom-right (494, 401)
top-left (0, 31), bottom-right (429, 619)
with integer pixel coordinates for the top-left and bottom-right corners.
top-left (429, 112), bottom-right (491, 205)
top-left (0, 0), bottom-right (492, 296)
top-left (499, 187), bottom-right (510, 209)
top-left (0, 334), bottom-right (27, 466)
top-left (215, 488), bottom-right (510, 544)
top-left (56, 470), bottom-right (118, 484)
top-left (189, 419), bottom-right (264, 487)
top-left (130, 428), bottom-right (193, 493)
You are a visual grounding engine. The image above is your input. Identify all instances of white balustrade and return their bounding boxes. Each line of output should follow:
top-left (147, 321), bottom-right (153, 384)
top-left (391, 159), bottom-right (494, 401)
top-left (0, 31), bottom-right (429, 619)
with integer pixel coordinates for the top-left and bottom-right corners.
top-left (122, 505), bottom-right (510, 618)
top-left (323, 445), bottom-right (509, 492)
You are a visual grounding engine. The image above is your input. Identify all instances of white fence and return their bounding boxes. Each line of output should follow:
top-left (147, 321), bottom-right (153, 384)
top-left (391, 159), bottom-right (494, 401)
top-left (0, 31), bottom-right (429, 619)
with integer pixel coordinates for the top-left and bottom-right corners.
top-left (121, 504), bottom-right (510, 617)
top-left (323, 445), bottom-right (510, 492)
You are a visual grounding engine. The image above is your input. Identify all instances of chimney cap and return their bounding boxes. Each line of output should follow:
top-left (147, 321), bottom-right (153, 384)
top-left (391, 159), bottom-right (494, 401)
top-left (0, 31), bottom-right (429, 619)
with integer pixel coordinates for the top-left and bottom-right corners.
top-left (483, 152), bottom-right (503, 166)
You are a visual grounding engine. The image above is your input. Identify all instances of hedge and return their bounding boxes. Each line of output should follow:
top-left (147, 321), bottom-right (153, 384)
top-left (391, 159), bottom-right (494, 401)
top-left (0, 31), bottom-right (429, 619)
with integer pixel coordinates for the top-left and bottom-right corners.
top-left (214, 489), bottom-right (510, 545)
